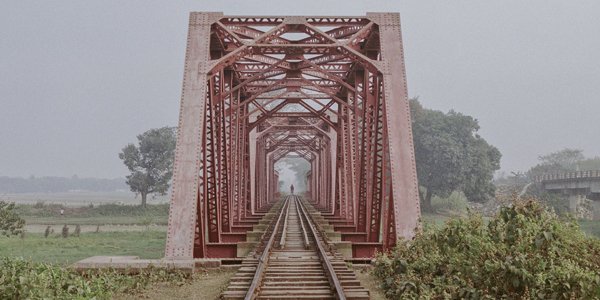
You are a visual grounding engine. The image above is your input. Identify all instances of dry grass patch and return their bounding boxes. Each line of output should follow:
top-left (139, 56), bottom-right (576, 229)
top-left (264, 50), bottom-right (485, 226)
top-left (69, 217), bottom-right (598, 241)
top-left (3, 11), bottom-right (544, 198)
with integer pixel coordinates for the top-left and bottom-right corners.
top-left (353, 265), bottom-right (386, 300)
top-left (115, 267), bottom-right (237, 300)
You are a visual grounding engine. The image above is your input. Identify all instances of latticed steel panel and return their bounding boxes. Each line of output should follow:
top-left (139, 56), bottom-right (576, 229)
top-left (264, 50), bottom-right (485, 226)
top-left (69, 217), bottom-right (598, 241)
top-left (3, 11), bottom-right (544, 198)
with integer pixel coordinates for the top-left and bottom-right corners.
top-left (165, 12), bottom-right (420, 259)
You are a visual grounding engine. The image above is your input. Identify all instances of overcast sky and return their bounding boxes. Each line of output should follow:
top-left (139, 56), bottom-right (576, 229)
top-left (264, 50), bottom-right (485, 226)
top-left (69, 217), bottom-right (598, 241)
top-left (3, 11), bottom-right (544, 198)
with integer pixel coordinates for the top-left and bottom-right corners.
top-left (1, 1), bottom-right (599, 178)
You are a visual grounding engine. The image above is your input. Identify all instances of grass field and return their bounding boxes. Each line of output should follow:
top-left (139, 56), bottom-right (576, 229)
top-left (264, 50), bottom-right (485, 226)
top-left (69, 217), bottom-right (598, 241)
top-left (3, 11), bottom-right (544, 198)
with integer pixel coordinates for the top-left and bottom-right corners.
top-left (0, 195), bottom-right (171, 264)
top-left (0, 231), bottom-right (166, 264)
top-left (1, 192), bottom-right (599, 299)
top-left (2, 191), bottom-right (169, 206)
top-left (1, 192), bottom-right (599, 269)
top-left (1, 214), bottom-right (597, 266)
top-left (16, 200), bottom-right (170, 234)
top-left (23, 215), bottom-right (169, 226)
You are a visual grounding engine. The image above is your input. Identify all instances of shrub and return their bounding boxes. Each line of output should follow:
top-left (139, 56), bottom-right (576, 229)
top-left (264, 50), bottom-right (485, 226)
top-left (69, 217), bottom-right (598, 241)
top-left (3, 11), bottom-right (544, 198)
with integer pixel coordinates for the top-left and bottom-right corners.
top-left (431, 191), bottom-right (468, 213)
top-left (62, 225), bottom-right (69, 238)
top-left (374, 198), bottom-right (600, 299)
top-left (74, 225), bottom-right (81, 237)
top-left (0, 201), bottom-right (26, 236)
top-left (0, 257), bottom-right (188, 299)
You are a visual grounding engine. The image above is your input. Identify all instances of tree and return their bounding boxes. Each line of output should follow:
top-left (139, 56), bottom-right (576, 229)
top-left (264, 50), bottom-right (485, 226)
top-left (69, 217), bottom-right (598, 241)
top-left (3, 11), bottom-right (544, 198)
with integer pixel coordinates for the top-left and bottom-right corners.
top-left (528, 148), bottom-right (600, 179)
top-left (539, 148), bottom-right (584, 170)
top-left (462, 138), bottom-right (502, 203)
top-left (578, 157), bottom-right (600, 171)
top-left (0, 201), bottom-right (25, 237)
top-left (119, 127), bottom-right (176, 207)
top-left (410, 99), bottom-right (501, 211)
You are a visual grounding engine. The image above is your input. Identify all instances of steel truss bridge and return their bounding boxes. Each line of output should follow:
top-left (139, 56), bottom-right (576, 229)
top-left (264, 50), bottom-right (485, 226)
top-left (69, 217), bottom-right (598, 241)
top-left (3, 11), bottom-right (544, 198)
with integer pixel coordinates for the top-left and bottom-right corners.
top-left (165, 12), bottom-right (420, 260)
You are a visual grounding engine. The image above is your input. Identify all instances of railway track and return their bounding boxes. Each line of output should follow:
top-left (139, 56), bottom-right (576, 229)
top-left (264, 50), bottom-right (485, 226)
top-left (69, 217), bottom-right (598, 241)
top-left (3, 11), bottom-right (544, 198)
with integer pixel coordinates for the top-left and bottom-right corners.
top-left (222, 195), bottom-right (370, 300)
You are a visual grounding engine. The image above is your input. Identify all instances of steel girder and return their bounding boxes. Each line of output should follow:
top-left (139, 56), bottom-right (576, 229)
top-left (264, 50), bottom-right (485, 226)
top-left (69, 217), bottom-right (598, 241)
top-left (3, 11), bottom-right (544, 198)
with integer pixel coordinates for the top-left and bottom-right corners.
top-left (165, 12), bottom-right (420, 259)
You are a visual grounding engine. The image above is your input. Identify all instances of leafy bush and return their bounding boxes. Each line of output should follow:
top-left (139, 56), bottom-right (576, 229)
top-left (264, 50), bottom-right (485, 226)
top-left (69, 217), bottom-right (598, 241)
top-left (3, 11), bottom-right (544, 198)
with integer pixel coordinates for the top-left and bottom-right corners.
top-left (0, 201), bottom-right (26, 236)
top-left (0, 257), bottom-right (188, 299)
top-left (33, 201), bottom-right (46, 209)
top-left (62, 225), bottom-right (69, 238)
top-left (74, 225), bottom-right (81, 237)
top-left (431, 191), bottom-right (468, 213)
top-left (525, 183), bottom-right (571, 216)
top-left (374, 198), bottom-right (600, 299)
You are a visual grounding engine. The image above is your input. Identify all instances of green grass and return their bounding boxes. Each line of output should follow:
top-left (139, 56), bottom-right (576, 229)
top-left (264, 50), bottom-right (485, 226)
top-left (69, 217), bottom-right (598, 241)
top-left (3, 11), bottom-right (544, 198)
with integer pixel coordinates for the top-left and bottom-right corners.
top-left (23, 215), bottom-right (168, 225)
top-left (17, 203), bottom-right (169, 225)
top-left (0, 257), bottom-right (188, 300)
top-left (421, 212), bottom-right (451, 227)
top-left (3, 191), bottom-right (168, 206)
top-left (0, 231), bottom-right (166, 264)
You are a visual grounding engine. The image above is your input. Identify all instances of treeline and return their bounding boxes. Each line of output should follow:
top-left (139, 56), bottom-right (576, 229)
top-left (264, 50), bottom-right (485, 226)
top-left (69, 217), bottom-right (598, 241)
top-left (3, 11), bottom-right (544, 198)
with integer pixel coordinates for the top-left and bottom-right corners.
top-left (0, 176), bottom-right (127, 193)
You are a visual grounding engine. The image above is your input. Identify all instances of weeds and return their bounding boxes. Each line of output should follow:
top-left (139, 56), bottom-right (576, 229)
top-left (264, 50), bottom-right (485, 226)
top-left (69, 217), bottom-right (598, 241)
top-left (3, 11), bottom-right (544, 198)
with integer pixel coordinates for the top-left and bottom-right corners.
top-left (0, 257), bottom-right (189, 299)
top-left (374, 197), bottom-right (600, 299)
top-left (16, 203), bottom-right (169, 219)
top-left (431, 191), bottom-right (468, 213)
top-left (62, 225), bottom-right (69, 238)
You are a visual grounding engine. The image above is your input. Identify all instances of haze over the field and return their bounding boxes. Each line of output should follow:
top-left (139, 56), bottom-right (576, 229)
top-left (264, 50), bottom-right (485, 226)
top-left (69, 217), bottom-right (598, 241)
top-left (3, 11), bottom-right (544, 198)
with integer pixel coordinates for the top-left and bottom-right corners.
top-left (1, 1), bottom-right (599, 178)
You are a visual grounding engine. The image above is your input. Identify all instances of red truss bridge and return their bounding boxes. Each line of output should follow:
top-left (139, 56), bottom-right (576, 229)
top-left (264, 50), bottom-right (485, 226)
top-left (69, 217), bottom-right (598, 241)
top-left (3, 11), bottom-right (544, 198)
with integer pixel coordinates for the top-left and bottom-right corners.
top-left (165, 12), bottom-right (420, 263)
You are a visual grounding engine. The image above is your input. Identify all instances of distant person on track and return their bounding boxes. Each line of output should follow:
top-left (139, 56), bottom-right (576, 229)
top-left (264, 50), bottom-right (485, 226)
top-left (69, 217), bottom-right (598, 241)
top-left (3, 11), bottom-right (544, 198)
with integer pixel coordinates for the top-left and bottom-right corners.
top-left (290, 184), bottom-right (295, 195)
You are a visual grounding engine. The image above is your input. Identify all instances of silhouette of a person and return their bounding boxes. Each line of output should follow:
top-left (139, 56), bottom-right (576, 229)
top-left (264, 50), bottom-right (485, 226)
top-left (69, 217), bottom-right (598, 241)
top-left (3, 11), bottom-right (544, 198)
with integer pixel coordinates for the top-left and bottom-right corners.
top-left (290, 184), bottom-right (295, 195)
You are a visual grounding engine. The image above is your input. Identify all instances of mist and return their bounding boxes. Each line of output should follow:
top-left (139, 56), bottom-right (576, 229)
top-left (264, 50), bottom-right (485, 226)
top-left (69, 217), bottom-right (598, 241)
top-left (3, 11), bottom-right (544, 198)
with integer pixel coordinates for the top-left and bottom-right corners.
top-left (1, 1), bottom-right (599, 178)
top-left (275, 157), bottom-right (311, 194)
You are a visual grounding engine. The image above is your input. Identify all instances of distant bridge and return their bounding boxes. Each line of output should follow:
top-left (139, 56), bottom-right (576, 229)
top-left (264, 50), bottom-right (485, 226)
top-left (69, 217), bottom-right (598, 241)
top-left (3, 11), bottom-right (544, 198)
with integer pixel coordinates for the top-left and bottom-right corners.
top-left (536, 171), bottom-right (600, 219)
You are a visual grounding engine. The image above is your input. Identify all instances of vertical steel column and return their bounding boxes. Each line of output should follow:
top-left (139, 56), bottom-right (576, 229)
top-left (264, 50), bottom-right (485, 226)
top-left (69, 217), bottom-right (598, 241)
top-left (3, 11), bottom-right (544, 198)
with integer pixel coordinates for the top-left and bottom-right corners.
top-left (165, 12), bottom-right (223, 259)
top-left (370, 12), bottom-right (421, 241)
top-left (205, 75), bottom-right (221, 243)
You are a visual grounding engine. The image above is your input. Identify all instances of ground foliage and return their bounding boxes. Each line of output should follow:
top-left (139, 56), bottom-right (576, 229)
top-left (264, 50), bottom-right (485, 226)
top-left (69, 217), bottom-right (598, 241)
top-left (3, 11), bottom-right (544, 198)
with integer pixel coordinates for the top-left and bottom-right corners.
top-left (0, 231), bottom-right (166, 264)
top-left (0, 201), bottom-right (25, 236)
top-left (16, 202), bottom-right (169, 218)
top-left (374, 198), bottom-right (600, 299)
top-left (0, 257), bottom-right (188, 299)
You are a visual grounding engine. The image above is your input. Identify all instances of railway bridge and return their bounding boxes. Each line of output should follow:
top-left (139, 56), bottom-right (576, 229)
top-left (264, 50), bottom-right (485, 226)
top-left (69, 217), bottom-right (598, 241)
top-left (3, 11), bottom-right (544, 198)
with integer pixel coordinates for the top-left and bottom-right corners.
top-left (536, 171), bottom-right (600, 220)
top-left (164, 12), bottom-right (420, 267)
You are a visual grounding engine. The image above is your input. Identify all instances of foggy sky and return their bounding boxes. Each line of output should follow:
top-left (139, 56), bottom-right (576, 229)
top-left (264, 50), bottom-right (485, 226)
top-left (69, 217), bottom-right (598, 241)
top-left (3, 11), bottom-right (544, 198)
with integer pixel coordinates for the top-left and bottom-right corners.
top-left (1, 1), bottom-right (599, 178)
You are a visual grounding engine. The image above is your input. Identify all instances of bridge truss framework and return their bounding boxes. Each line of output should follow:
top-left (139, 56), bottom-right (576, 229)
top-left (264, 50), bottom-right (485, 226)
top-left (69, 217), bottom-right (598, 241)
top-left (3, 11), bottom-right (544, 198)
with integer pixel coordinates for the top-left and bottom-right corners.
top-left (165, 12), bottom-right (420, 259)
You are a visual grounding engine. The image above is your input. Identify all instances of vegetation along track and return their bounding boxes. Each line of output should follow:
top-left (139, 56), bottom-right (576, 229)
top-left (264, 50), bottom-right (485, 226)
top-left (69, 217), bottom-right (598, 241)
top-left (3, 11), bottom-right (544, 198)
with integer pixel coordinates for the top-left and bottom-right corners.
top-left (223, 195), bottom-right (369, 299)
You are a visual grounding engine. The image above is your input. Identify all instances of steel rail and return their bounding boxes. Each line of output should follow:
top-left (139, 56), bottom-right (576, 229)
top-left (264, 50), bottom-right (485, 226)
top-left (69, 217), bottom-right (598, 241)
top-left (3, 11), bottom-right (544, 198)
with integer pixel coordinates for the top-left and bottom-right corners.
top-left (278, 197), bottom-right (290, 248)
top-left (244, 196), bottom-right (290, 300)
top-left (295, 196), bottom-right (311, 249)
top-left (296, 196), bottom-right (346, 300)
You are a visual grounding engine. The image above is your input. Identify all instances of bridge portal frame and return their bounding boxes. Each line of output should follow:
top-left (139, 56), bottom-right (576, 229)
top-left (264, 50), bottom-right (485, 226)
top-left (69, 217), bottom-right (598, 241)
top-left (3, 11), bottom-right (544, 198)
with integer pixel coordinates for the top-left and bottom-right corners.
top-left (165, 12), bottom-right (420, 259)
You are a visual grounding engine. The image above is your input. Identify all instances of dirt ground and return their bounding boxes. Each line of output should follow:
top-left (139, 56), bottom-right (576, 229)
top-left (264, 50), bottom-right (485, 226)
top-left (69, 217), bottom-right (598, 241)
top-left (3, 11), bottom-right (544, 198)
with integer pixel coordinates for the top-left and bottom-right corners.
top-left (353, 265), bottom-right (387, 300)
top-left (115, 267), bottom-right (237, 300)
top-left (114, 265), bottom-right (384, 300)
